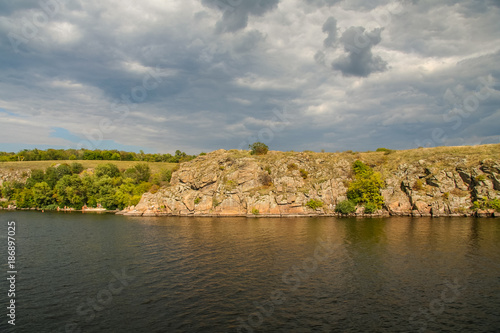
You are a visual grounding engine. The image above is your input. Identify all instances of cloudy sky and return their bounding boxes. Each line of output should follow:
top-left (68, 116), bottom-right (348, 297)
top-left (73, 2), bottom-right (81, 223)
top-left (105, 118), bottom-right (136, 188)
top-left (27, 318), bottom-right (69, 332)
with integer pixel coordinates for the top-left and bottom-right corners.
top-left (0, 0), bottom-right (499, 154)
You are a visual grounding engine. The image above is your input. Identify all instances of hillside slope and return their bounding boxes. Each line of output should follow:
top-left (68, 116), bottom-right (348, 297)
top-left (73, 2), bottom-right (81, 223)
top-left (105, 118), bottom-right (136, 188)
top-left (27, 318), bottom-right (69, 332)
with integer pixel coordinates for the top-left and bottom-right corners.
top-left (120, 144), bottom-right (500, 217)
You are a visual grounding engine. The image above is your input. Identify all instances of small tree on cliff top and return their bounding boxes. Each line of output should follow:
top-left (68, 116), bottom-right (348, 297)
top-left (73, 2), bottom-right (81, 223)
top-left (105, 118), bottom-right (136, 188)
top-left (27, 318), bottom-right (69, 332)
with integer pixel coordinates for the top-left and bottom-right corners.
top-left (249, 142), bottom-right (269, 155)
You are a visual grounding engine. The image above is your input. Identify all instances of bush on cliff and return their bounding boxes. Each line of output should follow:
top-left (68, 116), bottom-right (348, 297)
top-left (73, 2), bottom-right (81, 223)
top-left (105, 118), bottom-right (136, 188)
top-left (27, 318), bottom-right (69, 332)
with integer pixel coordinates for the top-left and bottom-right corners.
top-left (472, 198), bottom-right (500, 212)
top-left (346, 160), bottom-right (385, 209)
top-left (363, 202), bottom-right (378, 214)
top-left (249, 142), bottom-right (269, 155)
top-left (335, 200), bottom-right (356, 214)
top-left (306, 199), bottom-right (323, 210)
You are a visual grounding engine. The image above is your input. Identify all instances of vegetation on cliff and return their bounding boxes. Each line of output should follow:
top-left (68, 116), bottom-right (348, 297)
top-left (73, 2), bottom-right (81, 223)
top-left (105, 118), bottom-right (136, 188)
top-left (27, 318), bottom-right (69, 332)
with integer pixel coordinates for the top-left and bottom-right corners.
top-left (122, 144), bottom-right (500, 217)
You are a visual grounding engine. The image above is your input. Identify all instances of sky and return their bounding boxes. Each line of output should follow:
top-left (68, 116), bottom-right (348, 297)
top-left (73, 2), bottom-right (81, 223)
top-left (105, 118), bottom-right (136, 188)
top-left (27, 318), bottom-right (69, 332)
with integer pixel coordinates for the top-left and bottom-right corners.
top-left (0, 0), bottom-right (499, 154)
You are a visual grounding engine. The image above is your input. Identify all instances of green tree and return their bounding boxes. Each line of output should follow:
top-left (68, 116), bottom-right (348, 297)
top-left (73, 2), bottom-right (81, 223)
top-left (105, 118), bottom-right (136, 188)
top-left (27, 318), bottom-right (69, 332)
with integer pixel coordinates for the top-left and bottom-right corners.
top-left (346, 160), bottom-right (385, 209)
top-left (56, 164), bottom-right (72, 178)
top-left (249, 142), bottom-right (269, 155)
top-left (124, 163), bottom-right (151, 184)
top-left (26, 169), bottom-right (45, 189)
top-left (54, 175), bottom-right (85, 208)
top-left (13, 188), bottom-right (34, 208)
top-left (95, 163), bottom-right (121, 178)
top-left (70, 162), bottom-right (84, 175)
top-left (44, 167), bottom-right (59, 188)
top-left (33, 182), bottom-right (54, 207)
top-left (92, 176), bottom-right (118, 209)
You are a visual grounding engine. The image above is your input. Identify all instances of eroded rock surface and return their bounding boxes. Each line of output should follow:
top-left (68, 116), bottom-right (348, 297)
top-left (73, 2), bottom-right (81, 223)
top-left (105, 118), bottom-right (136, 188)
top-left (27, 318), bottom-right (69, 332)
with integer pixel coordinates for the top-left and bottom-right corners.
top-left (120, 147), bottom-right (500, 217)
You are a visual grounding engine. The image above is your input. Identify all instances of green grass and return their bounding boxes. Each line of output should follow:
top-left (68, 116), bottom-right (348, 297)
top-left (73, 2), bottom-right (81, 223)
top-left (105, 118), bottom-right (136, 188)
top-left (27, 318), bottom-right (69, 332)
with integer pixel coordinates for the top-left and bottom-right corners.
top-left (0, 160), bottom-right (179, 174)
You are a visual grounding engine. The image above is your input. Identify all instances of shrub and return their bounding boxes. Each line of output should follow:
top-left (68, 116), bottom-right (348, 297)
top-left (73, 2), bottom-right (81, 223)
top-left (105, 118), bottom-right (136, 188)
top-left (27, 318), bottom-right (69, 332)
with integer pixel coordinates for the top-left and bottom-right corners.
top-left (194, 197), bottom-right (201, 205)
top-left (451, 188), bottom-right (468, 197)
top-left (442, 192), bottom-right (450, 200)
top-left (249, 142), bottom-right (269, 155)
top-left (264, 166), bottom-right (272, 175)
top-left (95, 163), bottom-right (120, 178)
top-left (43, 204), bottom-right (60, 211)
top-left (491, 199), bottom-right (500, 212)
top-left (251, 208), bottom-right (259, 215)
top-left (287, 163), bottom-right (298, 170)
top-left (259, 173), bottom-right (273, 186)
top-left (364, 202), bottom-right (378, 214)
top-left (299, 169), bottom-right (308, 179)
top-left (413, 179), bottom-right (424, 191)
top-left (476, 174), bottom-right (487, 182)
top-left (473, 198), bottom-right (500, 212)
top-left (306, 199), bottom-right (323, 210)
top-left (125, 163), bottom-right (151, 183)
top-left (346, 161), bottom-right (384, 209)
top-left (133, 182), bottom-right (152, 196)
top-left (376, 148), bottom-right (394, 155)
top-left (160, 169), bottom-right (172, 183)
top-left (149, 184), bottom-right (160, 194)
top-left (335, 200), bottom-right (356, 214)
top-left (352, 160), bottom-right (372, 177)
top-left (70, 162), bottom-right (84, 174)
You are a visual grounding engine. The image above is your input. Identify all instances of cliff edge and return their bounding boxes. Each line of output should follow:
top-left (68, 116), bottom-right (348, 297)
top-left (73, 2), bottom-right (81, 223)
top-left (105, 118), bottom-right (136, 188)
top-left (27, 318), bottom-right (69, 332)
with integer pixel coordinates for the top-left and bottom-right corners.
top-left (120, 144), bottom-right (500, 217)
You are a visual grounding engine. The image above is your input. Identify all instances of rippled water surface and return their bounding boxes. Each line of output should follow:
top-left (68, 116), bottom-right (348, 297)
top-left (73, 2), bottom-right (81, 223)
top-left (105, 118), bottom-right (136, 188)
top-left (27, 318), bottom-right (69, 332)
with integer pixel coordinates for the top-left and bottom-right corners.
top-left (1, 211), bottom-right (500, 332)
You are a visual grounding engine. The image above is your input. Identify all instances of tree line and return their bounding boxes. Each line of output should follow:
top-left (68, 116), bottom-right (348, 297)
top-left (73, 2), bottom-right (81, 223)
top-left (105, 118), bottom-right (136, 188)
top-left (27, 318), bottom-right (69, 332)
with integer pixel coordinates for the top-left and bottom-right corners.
top-left (0, 162), bottom-right (174, 210)
top-left (0, 148), bottom-right (198, 163)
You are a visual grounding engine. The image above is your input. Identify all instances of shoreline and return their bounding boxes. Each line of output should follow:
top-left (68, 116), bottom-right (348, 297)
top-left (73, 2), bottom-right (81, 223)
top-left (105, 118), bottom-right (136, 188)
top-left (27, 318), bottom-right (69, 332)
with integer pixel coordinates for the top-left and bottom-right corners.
top-left (1, 207), bottom-right (498, 218)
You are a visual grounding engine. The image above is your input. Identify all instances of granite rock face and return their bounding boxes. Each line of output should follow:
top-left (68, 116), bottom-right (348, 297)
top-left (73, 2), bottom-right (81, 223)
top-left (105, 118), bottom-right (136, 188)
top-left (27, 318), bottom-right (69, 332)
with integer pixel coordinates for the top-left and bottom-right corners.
top-left (119, 148), bottom-right (500, 217)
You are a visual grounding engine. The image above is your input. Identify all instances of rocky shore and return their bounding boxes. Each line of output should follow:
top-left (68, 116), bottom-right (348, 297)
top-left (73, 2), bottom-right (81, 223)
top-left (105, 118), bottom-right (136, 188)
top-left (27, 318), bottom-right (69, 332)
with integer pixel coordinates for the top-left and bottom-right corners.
top-left (118, 145), bottom-right (500, 218)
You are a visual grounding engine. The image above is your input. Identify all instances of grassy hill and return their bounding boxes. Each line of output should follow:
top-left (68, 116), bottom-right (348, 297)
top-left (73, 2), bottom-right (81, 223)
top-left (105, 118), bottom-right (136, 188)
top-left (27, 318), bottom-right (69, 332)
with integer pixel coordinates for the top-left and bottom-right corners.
top-left (0, 160), bottom-right (179, 174)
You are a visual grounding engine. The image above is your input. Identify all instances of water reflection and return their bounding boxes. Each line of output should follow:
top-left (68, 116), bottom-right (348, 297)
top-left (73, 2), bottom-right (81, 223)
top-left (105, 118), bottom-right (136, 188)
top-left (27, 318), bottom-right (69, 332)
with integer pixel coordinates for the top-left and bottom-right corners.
top-left (1, 212), bottom-right (499, 332)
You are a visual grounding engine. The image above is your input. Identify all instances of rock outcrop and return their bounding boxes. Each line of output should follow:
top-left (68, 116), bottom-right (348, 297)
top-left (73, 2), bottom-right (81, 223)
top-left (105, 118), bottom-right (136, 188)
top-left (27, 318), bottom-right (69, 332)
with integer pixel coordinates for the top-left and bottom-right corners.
top-left (119, 145), bottom-right (500, 217)
top-left (0, 168), bottom-right (31, 187)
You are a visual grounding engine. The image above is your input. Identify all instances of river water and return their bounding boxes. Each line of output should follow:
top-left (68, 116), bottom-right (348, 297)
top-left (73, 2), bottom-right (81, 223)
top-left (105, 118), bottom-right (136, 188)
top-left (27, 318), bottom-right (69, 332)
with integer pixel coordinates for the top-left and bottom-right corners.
top-left (1, 211), bottom-right (499, 332)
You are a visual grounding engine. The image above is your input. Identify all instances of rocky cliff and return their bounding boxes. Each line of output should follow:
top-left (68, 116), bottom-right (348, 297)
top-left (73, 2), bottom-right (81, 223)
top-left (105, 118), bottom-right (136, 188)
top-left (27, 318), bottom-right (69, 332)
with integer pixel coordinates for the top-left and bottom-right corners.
top-left (120, 144), bottom-right (500, 217)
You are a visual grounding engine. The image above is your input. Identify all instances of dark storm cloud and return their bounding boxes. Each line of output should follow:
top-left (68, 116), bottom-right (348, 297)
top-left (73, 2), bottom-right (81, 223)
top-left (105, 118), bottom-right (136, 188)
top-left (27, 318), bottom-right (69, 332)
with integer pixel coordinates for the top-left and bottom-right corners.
top-left (0, 0), bottom-right (40, 16)
top-left (201, 0), bottom-right (280, 33)
top-left (0, 0), bottom-right (499, 153)
top-left (304, 0), bottom-right (342, 7)
top-left (332, 26), bottom-right (388, 77)
top-left (233, 30), bottom-right (265, 53)
top-left (322, 16), bottom-right (337, 48)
